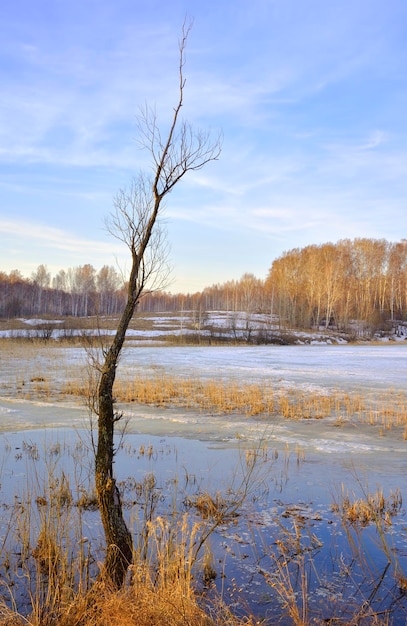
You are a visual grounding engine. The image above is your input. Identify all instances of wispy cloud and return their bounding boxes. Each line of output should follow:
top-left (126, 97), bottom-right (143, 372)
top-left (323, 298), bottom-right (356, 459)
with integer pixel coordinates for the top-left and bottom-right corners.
top-left (0, 218), bottom-right (124, 255)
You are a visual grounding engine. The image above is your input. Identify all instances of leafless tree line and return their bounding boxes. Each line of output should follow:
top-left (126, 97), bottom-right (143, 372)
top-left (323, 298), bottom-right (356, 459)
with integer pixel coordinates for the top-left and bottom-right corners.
top-left (0, 267), bottom-right (265, 319)
top-left (0, 264), bottom-right (125, 318)
top-left (1, 239), bottom-right (407, 334)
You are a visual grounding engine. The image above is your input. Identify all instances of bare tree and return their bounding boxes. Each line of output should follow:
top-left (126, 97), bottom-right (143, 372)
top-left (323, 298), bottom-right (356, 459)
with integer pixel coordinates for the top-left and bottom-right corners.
top-left (96, 265), bottom-right (122, 315)
top-left (31, 264), bottom-right (51, 314)
top-left (94, 22), bottom-right (222, 588)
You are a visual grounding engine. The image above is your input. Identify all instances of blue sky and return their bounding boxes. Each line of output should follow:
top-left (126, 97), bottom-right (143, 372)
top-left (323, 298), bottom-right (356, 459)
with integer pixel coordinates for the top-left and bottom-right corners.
top-left (1, 0), bottom-right (407, 293)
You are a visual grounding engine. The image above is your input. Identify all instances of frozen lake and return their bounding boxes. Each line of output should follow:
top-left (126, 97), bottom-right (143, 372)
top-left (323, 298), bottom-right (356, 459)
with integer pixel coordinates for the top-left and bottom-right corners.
top-left (121, 343), bottom-right (407, 393)
top-left (0, 343), bottom-right (406, 622)
top-left (2, 343), bottom-right (406, 451)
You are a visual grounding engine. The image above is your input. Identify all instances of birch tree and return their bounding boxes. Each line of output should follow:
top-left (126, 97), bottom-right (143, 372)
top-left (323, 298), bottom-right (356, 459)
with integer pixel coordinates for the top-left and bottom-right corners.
top-left (31, 264), bottom-right (51, 314)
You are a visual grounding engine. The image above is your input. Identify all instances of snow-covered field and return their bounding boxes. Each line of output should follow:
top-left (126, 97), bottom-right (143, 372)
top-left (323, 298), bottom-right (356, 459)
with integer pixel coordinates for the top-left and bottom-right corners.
top-left (4, 311), bottom-right (407, 343)
top-left (0, 339), bottom-right (406, 622)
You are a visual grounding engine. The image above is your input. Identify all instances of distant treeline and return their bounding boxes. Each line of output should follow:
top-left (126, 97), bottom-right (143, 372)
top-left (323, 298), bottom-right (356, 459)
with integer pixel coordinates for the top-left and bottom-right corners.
top-left (265, 238), bottom-right (407, 332)
top-left (1, 238), bottom-right (406, 334)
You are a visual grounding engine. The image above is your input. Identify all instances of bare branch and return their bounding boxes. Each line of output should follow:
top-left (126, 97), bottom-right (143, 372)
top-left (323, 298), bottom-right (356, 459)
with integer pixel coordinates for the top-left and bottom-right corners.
top-left (137, 22), bottom-right (222, 200)
top-left (105, 172), bottom-right (172, 299)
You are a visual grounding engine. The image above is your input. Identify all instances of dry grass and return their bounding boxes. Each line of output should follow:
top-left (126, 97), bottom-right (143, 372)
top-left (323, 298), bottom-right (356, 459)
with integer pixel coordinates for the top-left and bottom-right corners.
top-left (60, 371), bottom-right (407, 433)
top-left (0, 584), bottom-right (252, 626)
top-left (0, 433), bottom-right (404, 624)
top-left (2, 339), bottom-right (407, 433)
top-left (263, 497), bottom-right (404, 626)
top-left (185, 491), bottom-right (237, 522)
top-left (0, 437), bottom-right (260, 626)
top-left (62, 372), bottom-right (331, 418)
top-left (0, 341), bottom-right (81, 402)
top-left (332, 485), bottom-right (402, 527)
top-left (0, 584), bottom-right (254, 626)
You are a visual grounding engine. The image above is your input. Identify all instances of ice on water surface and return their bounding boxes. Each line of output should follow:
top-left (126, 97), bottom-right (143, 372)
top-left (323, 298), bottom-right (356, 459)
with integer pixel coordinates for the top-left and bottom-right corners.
top-left (0, 343), bottom-right (406, 621)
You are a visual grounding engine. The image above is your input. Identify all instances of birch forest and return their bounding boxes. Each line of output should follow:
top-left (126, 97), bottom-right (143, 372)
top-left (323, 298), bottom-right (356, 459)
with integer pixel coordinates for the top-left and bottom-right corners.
top-left (1, 238), bottom-right (407, 335)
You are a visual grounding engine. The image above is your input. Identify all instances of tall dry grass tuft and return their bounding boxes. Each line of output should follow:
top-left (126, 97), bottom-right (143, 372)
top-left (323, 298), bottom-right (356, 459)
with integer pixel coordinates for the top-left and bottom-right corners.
top-left (0, 581), bottom-right (257, 626)
top-left (333, 484), bottom-right (402, 527)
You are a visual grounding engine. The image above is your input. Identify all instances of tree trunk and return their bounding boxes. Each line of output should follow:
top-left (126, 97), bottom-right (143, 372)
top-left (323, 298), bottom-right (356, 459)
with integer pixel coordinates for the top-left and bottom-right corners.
top-left (95, 298), bottom-right (136, 588)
